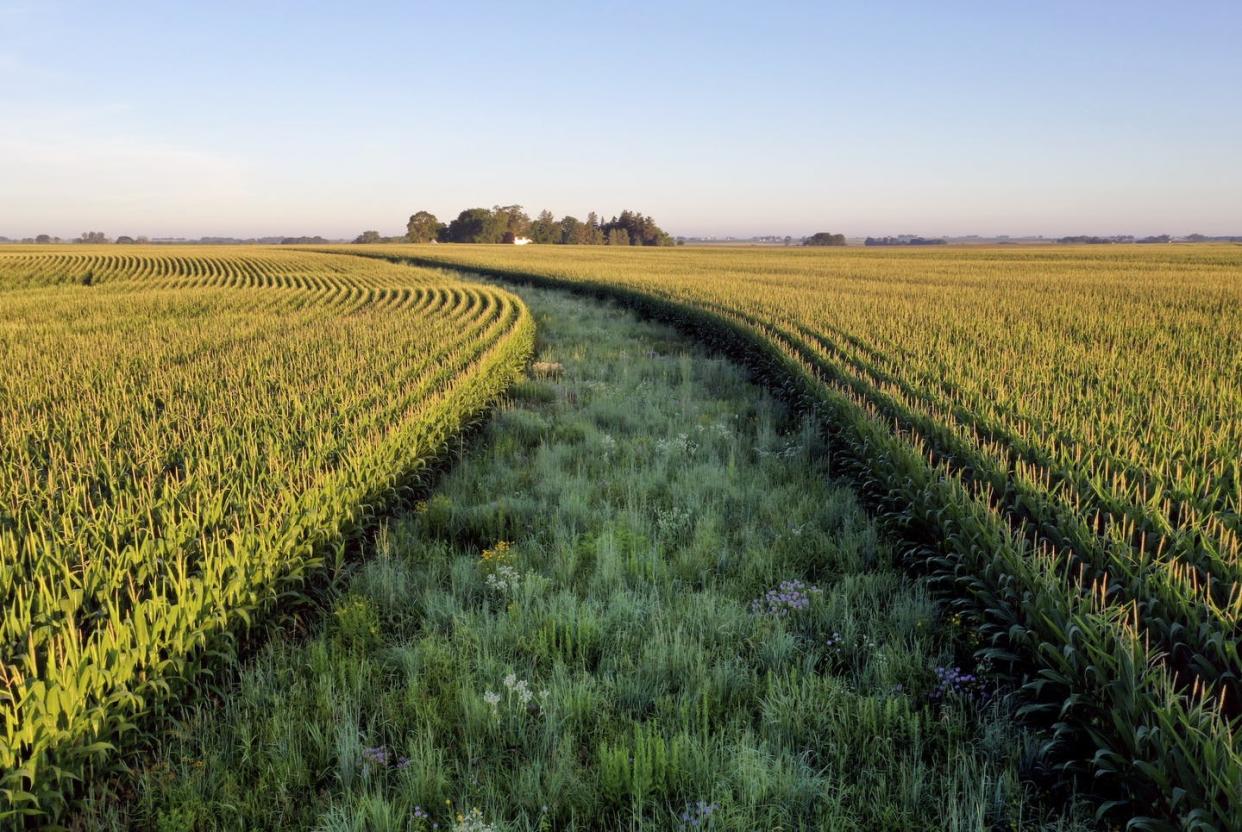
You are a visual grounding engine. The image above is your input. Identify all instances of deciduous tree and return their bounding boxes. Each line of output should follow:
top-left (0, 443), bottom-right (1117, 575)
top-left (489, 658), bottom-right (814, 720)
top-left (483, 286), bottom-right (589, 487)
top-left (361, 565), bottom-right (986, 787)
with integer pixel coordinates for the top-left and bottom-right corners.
top-left (406, 211), bottom-right (442, 243)
top-left (446, 208), bottom-right (495, 243)
top-left (560, 216), bottom-right (583, 244)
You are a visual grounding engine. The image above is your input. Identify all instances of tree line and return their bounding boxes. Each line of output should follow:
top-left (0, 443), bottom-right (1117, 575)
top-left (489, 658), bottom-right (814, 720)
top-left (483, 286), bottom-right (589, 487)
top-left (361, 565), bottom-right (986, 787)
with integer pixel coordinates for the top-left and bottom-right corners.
top-left (1056, 234), bottom-right (1173, 244)
top-left (8, 233), bottom-right (337, 245)
top-left (865, 236), bottom-right (947, 246)
top-left (355, 206), bottom-right (675, 246)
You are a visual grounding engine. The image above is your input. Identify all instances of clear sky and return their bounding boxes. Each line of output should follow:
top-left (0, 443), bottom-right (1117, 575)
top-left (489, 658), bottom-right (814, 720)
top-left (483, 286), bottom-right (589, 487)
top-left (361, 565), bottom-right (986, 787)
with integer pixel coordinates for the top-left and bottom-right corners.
top-left (1, 0), bottom-right (1239, 239)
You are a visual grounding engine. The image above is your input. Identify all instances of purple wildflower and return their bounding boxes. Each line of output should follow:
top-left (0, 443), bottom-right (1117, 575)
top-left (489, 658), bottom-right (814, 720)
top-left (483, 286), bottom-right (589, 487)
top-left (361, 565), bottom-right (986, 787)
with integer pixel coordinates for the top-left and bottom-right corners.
top-left (750, 579), bottom-right (822, 617)
top-left (930, 665), bottom-right (983, 702)
top-left (679, 800), bottom-right (720, 829)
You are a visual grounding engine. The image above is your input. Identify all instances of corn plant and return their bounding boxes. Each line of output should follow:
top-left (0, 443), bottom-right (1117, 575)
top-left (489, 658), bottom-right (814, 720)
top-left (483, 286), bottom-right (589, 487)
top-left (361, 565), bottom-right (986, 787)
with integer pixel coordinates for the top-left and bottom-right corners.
top-left (0, 247), bottom-right (534, 822)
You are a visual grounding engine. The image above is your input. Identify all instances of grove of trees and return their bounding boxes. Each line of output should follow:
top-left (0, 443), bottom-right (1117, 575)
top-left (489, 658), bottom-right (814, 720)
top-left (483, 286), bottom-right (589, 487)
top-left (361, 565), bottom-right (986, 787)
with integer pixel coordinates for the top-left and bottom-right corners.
top-left (1055, 234), bottom-right (1173, 244)
top-left (804, 232), bottom-right (846, 246)
top-left (389, 206), bottom-right (674, 246)
top-left (865, 236), bottom-right (947, 246)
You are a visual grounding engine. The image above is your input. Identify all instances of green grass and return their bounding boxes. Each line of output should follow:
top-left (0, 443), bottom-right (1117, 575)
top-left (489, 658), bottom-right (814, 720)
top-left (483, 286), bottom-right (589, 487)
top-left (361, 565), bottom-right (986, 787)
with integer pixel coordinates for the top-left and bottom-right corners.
top-left (85, 286), bottom-right (1088, 831)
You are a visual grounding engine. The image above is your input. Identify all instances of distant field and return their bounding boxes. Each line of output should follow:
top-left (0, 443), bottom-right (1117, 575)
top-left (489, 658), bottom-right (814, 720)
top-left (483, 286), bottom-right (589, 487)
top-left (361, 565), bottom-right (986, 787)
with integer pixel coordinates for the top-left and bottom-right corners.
top-left (0, 247), bottom-right (533, 820)
top-left (348, 242), bottom-right (1242, 826)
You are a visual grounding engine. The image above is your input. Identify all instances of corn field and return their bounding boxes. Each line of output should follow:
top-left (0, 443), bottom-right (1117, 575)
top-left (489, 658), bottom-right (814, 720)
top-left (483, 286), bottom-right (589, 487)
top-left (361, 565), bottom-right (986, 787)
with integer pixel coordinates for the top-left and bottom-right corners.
top-left (369, 242), bottom-right (1242, 829)
top-left (0, 247), bottom-right (534, 821)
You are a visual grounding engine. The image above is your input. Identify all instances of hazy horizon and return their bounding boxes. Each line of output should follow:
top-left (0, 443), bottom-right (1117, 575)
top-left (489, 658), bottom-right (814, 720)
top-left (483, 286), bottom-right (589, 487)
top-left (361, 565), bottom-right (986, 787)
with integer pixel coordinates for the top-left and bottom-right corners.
top-left (2, 1), bottom-right (1239, 240)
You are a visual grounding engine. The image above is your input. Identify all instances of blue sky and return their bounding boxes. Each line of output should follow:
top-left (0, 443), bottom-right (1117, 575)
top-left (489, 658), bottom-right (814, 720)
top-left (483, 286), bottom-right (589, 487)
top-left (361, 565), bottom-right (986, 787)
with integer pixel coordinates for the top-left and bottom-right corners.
top-left (1, 1), bottom-right (1239, 238)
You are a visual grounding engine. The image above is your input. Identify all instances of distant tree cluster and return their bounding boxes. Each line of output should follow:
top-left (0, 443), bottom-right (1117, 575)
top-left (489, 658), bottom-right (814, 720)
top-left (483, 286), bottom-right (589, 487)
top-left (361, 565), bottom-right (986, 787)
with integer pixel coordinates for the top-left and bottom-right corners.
top-left (865, 236), bottom-right (947, 246)
top-left (1185, 233), bottom-right (1242, 242)
top-left (186, 236), bottom-right (329, 244)
top-left (444, 205), bottom-right (530, 244)
top-left (353, 230), bottom-right (411, 244)
top-left (1057, 235), bottom-right (1127, 244)
top-left (383, 206), bottom-right (674, 246)
top-left (599, 210), bottom-right (673, 246)
top-left (1054, 235), bottom-right (1175, 244)
top-left (803, 232), bottom-right (846, 246)
top-left (67, 231), bottom-right (147, 244)
top-left (1, 233), bottom-right (356, 245)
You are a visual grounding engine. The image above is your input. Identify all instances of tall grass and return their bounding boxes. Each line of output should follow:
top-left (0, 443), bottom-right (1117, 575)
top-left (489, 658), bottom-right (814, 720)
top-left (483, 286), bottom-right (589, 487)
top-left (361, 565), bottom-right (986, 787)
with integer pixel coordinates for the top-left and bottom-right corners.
top-left (88, 287), bottom-right (1089, 831)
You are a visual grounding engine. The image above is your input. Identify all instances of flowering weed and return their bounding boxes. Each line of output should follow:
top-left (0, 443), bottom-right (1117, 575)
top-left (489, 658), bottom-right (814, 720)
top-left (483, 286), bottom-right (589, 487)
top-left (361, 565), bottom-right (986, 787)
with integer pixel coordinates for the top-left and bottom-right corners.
top-left (679, 799), bottom-right (721, 829)
top-left (451, 807), bottom-right (500, 832)
top-left (485, 565), bottom-right (522, 594)
top-left (750, 579), bottom-right (822, 617)
top-left (481, 540), bottom-right (514, 565)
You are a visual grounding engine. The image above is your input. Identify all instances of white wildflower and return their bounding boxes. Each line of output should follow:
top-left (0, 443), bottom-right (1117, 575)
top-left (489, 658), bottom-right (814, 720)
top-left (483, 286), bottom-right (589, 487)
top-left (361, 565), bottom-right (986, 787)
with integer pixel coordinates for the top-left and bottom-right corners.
top-left (485, 564), bottom-right (522, 593)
